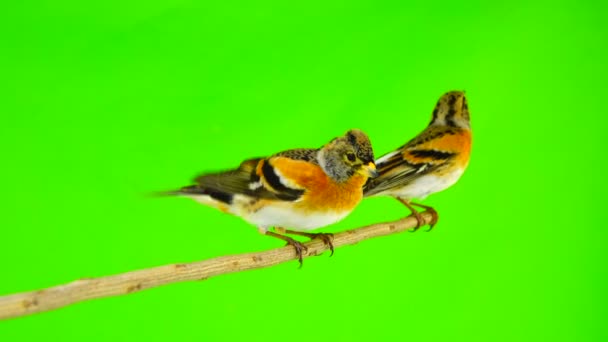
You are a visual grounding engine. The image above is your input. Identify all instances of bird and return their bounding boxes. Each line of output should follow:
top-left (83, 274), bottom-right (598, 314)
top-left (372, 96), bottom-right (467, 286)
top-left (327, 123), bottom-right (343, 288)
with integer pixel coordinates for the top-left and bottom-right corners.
top-left (170, 129), bottom-right (378, 266)
top-left (364, 90), bottom-right (472, 230)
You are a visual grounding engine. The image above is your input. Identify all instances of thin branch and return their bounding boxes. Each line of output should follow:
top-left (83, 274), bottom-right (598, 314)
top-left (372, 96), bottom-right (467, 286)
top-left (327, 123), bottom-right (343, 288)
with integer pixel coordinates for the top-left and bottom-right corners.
top-left (0, 212), bottom-right (434, 320)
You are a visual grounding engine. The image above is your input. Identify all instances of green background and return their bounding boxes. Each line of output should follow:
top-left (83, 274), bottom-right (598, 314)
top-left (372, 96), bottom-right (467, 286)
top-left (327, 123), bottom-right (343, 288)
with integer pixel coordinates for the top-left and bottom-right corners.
top-left (2, 1), bottom-right (606, 340)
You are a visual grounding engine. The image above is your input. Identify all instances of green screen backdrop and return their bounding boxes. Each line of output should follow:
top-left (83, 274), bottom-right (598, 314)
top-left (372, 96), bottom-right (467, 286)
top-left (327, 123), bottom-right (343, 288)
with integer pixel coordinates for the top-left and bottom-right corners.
top-left (1, 1), bottom-right (606, 341)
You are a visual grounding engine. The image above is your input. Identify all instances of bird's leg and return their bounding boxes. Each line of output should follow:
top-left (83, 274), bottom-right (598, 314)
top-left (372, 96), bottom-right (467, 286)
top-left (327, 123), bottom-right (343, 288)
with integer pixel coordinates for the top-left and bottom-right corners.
top-left (410, 202), bottom-right (439, 231)
top-left (397, 198), bottom-right (425, 231)
top-left (265, 230), bottom-right (308, 267)
top-left (283, 230), bottom-right (335, 256)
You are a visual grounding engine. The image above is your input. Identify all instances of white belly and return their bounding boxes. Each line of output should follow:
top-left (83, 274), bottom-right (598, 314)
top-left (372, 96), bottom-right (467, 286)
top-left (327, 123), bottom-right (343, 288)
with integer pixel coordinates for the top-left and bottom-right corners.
top-left (189, 194), bottom-right (350, 232)
top-left (390, 168), bottom-right (465, 200)
top-left (244, 204), bottom-right (350, 232)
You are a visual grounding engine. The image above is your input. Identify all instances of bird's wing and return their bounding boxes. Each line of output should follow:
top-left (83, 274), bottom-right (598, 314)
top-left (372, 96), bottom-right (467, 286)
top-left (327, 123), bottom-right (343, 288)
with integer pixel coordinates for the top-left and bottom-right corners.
top-left (186, 157), bottom-right (263, 193)
top-left (364, 129), bottom-right (459, 197)
top-left (180, 152), bottom-right (311, 203)
top-left (363, 150), bottom-right (438, 196)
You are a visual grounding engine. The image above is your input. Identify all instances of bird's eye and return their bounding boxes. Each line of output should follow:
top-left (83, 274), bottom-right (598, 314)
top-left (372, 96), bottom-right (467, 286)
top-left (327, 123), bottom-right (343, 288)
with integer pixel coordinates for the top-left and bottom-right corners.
top-left (346, 153), bottom-right (356, 162)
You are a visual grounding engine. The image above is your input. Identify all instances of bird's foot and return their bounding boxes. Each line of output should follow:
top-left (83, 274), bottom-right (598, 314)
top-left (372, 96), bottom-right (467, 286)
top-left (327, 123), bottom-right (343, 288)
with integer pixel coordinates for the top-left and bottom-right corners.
top-left (265, 230), bottom-right (309, 267)
top-left (284, 230), bottom-right (335, 257)
top-left (398, 199), bottom-right (440, 231)
top-left (283, 238), bottom-right (309, 268)
top-left (308, 232), bottom-right (335, 256)
top-left (411, 203), bottom-right (439, 231)
top-left (409, 210), bottom-right (426, 232)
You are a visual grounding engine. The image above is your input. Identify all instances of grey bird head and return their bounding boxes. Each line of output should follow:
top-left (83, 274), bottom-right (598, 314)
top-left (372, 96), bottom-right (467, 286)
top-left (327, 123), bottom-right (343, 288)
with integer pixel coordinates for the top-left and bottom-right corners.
top-left (318, 129), bottom-right (378, 183)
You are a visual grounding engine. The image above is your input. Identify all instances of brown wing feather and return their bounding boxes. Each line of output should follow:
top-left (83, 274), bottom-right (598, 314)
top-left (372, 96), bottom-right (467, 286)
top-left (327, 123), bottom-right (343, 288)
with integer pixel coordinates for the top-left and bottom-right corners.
top-left (189, 158), bottom-right (264, 196)
top-left (364, 127), bottom-right (460, 197)
top-left (182, 153), bottom-right (307, 202)
top-left (364, 157), bottom-right (438, 197)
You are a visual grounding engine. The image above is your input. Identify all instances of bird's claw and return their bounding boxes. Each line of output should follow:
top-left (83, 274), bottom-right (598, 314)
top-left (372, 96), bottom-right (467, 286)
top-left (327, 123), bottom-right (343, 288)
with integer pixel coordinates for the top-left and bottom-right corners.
top-left (283, 230), bottom-right (335, 257)
top-left (284, 239), bottom-right (308, 268)
top-left (425, 207), bottom-right (439, 232)
top-left (311, 233), bottom-right (335, 256)
top-left (408, 211), bottom-right (425, 232)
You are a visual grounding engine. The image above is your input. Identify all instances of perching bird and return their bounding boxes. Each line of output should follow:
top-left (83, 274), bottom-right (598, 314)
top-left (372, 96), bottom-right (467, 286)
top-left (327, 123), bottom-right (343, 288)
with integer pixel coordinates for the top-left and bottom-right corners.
top-left (172, 129), bottom-right (377, 265)
top-left (364, 91), bottom-right (472, 230)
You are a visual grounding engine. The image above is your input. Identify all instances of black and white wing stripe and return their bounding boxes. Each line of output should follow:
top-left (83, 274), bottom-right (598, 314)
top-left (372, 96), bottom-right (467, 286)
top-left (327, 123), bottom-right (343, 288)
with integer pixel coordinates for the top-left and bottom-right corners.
top-left (179, 154), bottom-right (307, 204)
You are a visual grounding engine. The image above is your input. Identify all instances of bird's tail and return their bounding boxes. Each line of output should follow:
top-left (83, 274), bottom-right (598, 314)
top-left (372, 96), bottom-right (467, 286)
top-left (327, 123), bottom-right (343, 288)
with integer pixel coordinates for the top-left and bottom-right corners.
top-left (147, 189), bottom-right (185, 197)
top-left (154, 185), bottom-right (235, 205)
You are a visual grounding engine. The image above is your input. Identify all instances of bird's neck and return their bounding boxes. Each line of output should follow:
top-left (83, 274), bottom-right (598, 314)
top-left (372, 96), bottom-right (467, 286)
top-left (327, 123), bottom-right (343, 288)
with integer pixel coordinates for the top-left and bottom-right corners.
top-left (318, 150), bottom-right (354, 183)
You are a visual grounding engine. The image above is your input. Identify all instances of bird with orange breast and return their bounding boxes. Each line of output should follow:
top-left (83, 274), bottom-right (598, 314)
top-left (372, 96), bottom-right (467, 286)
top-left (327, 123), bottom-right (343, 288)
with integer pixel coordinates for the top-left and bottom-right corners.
top-left (170, 129), bottom-right (377, 265)
top-left (364, 91), bottom-right (472, 230)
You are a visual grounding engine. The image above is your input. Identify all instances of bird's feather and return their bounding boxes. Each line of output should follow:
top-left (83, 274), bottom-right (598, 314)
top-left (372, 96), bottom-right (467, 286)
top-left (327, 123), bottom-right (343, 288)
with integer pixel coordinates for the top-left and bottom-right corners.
top-left (364, 127), bottom-right (461, 196)
top-left (178, 154), bottom-right (308, 204)
top-left (273, 148), bottom-right (319, 164)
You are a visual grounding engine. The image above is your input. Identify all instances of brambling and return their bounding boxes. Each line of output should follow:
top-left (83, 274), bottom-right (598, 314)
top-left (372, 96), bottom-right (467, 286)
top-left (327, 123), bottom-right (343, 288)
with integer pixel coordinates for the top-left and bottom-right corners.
top-left (364, 91), bottom-right (471, 230)
top-left (171, 129), bottom-right (377, 265)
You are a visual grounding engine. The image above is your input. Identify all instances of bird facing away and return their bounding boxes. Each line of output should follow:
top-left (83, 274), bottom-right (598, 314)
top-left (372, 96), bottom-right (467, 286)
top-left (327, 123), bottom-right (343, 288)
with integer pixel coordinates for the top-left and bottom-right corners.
top-left (173, 129), bottom-right (377, 265)
top-left (364, 91), bottom-right (472, 230)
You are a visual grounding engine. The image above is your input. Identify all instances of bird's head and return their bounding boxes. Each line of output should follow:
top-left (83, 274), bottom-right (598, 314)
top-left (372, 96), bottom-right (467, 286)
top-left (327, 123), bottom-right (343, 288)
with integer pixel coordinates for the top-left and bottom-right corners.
top-left (318, 129), bottom-right (378, 183)
top-left (429, 91), bottom-right (470, 129)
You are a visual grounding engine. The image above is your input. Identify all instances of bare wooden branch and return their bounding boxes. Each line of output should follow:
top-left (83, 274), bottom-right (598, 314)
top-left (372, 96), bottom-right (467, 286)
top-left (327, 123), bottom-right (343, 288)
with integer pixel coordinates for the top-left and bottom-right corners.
top-left (0, 212), bottom-right (434, 320)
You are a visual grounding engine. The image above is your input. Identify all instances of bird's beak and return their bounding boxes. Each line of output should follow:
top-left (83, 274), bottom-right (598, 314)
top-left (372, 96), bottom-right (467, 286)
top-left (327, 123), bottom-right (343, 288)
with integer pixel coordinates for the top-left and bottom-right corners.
top-left (363, 162), bottom-right (379, 178)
